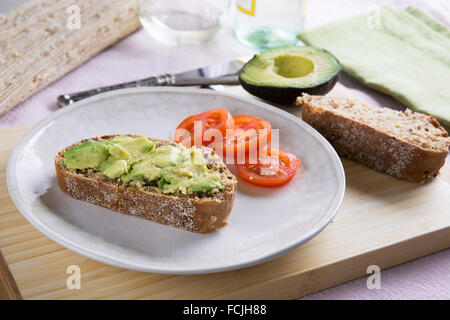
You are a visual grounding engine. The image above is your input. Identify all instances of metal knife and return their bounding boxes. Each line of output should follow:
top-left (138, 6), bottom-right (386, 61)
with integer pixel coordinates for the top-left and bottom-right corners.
top-left (57, 57), bottom-right (249, 107)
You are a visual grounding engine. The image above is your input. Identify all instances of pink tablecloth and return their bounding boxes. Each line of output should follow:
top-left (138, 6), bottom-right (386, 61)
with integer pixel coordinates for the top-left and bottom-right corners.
top-left (1, 0), bottom-right (449, 300)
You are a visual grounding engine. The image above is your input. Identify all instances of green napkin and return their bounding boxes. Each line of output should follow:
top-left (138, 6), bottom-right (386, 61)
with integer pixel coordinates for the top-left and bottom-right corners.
top-left (405, 6), bottom-right (450, 39)
top-left (298, 6), bottom-right (450, 129)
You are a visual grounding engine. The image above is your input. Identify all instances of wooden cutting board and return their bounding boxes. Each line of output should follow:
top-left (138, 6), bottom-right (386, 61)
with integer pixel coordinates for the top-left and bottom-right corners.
top-left (0, 87), bottom-right (449, 299)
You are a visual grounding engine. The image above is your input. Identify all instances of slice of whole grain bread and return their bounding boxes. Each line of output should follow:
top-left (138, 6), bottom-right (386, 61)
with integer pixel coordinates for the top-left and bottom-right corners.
top-left (298, 94), bottom-right (450, 183)
top-left (55, 135), bottom-right (237, 233)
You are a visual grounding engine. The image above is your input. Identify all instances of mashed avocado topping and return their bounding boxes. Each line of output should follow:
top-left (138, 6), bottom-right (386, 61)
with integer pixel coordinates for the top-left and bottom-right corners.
top-left (63, 135), bottom-right (224, 194)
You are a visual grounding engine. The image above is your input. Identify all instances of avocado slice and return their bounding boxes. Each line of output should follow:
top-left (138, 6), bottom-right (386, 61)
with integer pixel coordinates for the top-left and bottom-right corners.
top-left (239, 46), bottom-right (341, 104)
top-left (64, 135), bottom-right (225, 194)
top-left (64, 140), bottom-right (109, 170)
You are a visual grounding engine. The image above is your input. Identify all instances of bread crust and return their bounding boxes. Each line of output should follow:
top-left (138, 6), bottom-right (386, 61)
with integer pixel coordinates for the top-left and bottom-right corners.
top-left (55, 135), bottom-right (237, 233)
top-left (300, 97), bottom-right (449, 183)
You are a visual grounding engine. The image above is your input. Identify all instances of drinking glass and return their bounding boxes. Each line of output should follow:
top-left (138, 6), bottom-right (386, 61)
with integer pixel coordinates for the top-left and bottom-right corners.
top-left (234, 0), bottom-right (307, 49)
top-left (139, 0), bottom-right (231, 46)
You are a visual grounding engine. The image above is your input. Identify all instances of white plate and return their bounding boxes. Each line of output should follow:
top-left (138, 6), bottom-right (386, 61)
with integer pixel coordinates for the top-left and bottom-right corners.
top-left (7, 87), bottom-right (345, 274)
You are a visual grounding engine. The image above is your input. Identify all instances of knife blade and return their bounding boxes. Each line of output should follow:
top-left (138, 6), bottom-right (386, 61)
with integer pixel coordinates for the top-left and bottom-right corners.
top-left (57, 57), bottom-right (250, 107)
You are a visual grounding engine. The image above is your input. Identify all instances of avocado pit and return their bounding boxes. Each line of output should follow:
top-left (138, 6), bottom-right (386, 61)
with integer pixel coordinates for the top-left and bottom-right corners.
top-left (273, 55), bottom-right (314, 78)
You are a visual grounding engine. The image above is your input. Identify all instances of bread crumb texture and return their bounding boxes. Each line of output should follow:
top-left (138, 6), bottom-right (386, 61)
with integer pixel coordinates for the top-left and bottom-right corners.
top-left (298, 94), bottom-right (449, 183)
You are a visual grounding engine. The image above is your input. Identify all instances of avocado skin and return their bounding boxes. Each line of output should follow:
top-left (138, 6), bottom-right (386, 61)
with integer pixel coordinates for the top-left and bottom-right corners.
top-left (239, 71), bottom-right (339, 104)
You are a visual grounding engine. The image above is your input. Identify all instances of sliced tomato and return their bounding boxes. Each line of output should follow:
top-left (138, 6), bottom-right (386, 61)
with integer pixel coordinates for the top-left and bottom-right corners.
top-left (220, 115), bottom-right (271, 161)
top-left (174, 109), bottom-right (234, 148)
top-left (235, 149), bottom-right (301, 187)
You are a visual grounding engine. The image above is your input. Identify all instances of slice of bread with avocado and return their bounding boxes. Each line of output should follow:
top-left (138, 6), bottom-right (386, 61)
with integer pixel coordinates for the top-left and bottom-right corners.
top-left (298, 94), bottom-right (450, 183)
top-left (55, 134), bottom-right (237, 233)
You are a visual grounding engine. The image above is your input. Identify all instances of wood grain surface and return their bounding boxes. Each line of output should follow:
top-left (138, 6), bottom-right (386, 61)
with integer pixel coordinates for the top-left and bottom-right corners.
top-left (0, 249), bottom-right (22, 300)
top-left (0, 0), bottom-right (140, 116)
top-left (0, 89), bottom-right (449, 299)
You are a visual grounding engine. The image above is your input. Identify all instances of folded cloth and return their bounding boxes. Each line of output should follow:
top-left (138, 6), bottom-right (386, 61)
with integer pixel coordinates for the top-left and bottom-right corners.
top-left (298, 5), bottom-right (450, 129)
top-left (405, 6), bottom-right (450, 39)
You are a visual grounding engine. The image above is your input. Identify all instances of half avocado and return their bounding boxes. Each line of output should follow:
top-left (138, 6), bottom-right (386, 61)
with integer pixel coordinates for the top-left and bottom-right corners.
top-left (239, 46), bottom-right (341, 104)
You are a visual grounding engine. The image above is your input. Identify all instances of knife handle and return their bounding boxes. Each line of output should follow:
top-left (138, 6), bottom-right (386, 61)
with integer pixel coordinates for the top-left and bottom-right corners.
top-left (57, 74), bottom-right (176, 107)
